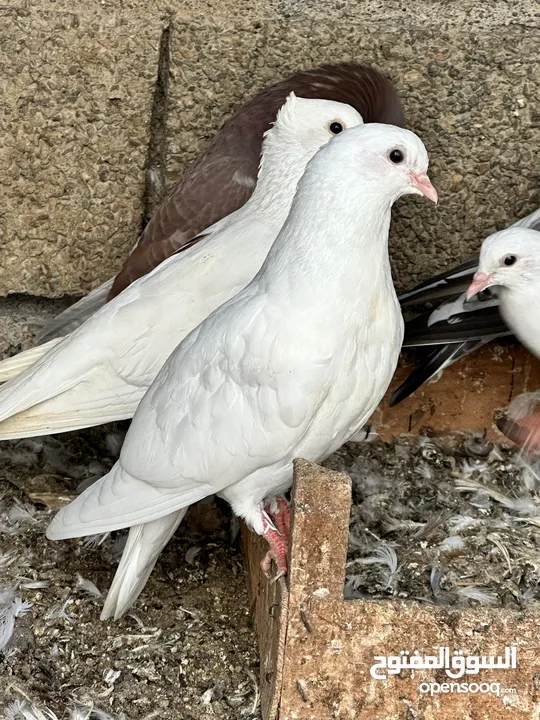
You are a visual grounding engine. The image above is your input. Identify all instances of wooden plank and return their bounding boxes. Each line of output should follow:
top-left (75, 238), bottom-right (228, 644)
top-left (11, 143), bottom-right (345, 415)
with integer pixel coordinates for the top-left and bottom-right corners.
top-left (245, 460), bottom-right (540, 719)
top-left (242, 528), bottom-right (289, 720)
top-left (375, 343), bottom-right (540, 441)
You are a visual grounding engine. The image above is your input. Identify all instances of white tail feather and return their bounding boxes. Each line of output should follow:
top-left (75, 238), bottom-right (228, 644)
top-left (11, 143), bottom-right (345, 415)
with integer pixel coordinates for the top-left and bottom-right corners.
top-left (101, 509), bottom-right (188, 620)
top-left (0, 338), bottom-right (62, 382)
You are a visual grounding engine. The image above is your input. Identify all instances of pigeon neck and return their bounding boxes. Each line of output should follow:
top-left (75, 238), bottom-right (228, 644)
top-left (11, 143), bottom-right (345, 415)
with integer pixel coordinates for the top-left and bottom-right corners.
top-left (247, 141), bottom-right (318, 226)
top-left (260, 176), bottom-right (396, 303)
top-left (500, 285), bottom-right (540, 358)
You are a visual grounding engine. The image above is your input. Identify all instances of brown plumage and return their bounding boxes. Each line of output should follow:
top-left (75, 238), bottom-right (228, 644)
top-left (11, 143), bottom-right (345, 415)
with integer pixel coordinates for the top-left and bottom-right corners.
top-left (31, 63), bottom-right (404, 345)
top-left (109, 62), bottom-right (404, 299)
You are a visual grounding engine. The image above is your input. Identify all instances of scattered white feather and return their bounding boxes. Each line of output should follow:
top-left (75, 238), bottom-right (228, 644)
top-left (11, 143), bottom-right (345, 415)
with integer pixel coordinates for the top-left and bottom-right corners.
top-left (430, 567), bottom-right (447, 602)
top-left (200, 688), bottom-right (214, 705)
top-left (0, 551), bottom-right (20, 568)
top-left (72, 704), bottom-right (129, 720)
top-left (0, 586), bottom-right (32, 652)
top-left (0, 609), bottom-right (15, 652)
top-left (76, 574), bottom-right (103, 599)
top-left (46, 599), bottom-right (75, 623)
top-left (488, 536), bottom-right (513, 573)
top-left (185, 547), bottom-right (201, 565)
top-left (20, 580), bottom-right (48, 590)
top-left (83, 533), bottom-right (110, 549)
top-left (416, 462), bottom-right (433, 481)
top-left (456, 586), bottom-right (499, 606)
top-left (439, 535), bottom-right (465, 552)
top-left (6, 700), bottom-right (59, 720)
top-left (459, 459), bottom-right (481, 478)
top-left (499, 496), bottom-right (540, 516)
top-left (103, 668), bottom-right (121, 685)
top-left (447, 514), bottom-right (484, 532)
top-left (12, 597), bottom-right (32, 617)
top-left (487, 445), bottom-right (505, 463)
top-left (105, 430), bottom-right (127, 458)
top-left (454, 476), bottom-right (540, 515)
top-left (348, 544), bottom-right (399, 590)
top-left (8, 499), bottom-right (38, 524)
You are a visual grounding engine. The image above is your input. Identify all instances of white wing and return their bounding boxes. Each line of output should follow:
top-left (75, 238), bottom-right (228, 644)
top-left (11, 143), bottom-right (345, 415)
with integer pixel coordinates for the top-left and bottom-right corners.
top-left (0, 218), bottom-right (272, 438)
top-left (0, 295), bottom-right (158, 438)
top-left (0, 338), bottom-right (61, 383)
top-left (36, 278), bottom-right (114, 343)
top-left (47, 286), bottom-right (335, 538)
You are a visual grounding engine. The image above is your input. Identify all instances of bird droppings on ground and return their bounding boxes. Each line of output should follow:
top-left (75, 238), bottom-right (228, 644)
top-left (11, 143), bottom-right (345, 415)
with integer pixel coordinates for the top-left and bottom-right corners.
top-left (0, 432), bottom-right (260, 720)
top-left (325, 433), bottom-right (540, 608)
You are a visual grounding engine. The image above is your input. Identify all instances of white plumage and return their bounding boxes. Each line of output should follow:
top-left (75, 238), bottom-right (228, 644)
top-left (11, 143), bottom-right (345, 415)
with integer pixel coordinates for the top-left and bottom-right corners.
top-left (467, 227), bottom-right (540, 358)
top-left (467, 227), bottom-right (540, 453)
top-left (47, 123), bottom-right (437, 620)
top-left (0, 94), bottom-right (363, 438)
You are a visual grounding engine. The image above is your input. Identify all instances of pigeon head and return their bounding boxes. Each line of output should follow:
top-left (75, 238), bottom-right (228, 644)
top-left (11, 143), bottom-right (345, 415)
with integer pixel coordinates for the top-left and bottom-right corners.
top-left (466, 228), bottom-right (540, 300)
top-left (251, 94), bottom-right (364, 219)
top-left (308, 123), bottom-right (437, 205)
top-left (261, 92), bottom-right (364, 163)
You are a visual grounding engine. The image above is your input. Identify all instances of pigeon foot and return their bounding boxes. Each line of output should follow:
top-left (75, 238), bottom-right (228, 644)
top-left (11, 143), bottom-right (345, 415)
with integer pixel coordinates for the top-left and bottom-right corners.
top-left (260, 496), bottom-right (291, 580)
top-left (265, 495), bottom-right (291, 537)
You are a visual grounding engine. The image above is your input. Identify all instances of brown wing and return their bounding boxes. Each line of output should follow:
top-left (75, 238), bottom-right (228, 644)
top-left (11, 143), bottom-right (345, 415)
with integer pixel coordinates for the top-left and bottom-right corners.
top-left (108, 150), bottom-right (250, 296)
top-left (109, 62), bottom-right (404, 299)
top-left (496, 392), bottom-right (540, 455)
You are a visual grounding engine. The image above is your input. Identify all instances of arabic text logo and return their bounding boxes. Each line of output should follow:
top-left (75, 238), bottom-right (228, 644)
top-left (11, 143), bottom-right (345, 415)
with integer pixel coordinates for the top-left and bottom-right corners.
top-left (370, 646), bottom-right (516, 680)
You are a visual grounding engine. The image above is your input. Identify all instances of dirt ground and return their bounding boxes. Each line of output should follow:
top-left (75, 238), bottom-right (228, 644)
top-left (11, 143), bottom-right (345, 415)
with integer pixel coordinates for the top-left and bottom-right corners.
top-left (327, 433), bottom-right (540, 609)
top-left (2, 428), bottom-right (539, 719)
top-left (0, 430), bottom-right (260, 720)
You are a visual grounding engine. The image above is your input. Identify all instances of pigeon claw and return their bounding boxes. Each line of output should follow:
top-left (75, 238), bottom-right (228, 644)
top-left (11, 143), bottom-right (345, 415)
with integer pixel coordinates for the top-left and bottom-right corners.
top-left (264, 495), bottom-right (291, 538)
top-left (260, 533), bottom-right (289, 580)
top-left (259, 495), bottom-right (291, 579)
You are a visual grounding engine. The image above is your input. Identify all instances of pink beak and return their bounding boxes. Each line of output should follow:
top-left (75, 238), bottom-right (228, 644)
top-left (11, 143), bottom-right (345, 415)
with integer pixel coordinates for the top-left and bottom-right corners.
top-left (466, 271), bottom-right (494, 300)
top-left (409, 173), bottom-right (438, 203)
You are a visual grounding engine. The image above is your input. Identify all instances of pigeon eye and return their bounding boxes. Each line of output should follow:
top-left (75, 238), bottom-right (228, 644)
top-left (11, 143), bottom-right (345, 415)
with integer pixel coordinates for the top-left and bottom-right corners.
top-left (328, 121), bottom-right (344, 135)
top-left (503, 254), bottom-right (517, 266)
top-left (389, 149), bottom-right (404, 164)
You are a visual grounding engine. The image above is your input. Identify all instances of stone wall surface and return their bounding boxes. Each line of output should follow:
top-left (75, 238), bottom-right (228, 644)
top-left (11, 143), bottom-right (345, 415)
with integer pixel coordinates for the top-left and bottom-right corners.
top-left (0, 1), bottom-right (168, 296)
top-left (1, 0), bottom-right (539, 298)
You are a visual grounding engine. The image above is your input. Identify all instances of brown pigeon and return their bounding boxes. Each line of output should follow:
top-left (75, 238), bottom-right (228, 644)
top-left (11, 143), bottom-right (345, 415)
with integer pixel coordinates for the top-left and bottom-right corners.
top-left (109, 62), bottom-right (404, 299)
top-left (35, 62), bottom-right (403, 344)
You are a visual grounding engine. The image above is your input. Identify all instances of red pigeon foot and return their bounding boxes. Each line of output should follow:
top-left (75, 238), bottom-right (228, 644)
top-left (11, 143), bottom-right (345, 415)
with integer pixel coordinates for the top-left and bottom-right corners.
top-left (265, 495), bottom-right (291, 538)
top-left (260, 496), bottom-right (291, 579)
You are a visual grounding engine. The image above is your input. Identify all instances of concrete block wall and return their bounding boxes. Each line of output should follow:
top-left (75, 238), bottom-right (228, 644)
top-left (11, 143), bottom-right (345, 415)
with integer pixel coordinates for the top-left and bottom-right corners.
top-left (1, 0), bottom-right (539, 307)
top-left (0, 0), bottom-right (169, 297)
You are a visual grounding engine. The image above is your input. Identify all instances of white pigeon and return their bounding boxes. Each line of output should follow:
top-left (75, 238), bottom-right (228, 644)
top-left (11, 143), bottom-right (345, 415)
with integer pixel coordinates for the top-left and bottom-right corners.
top-left (0, 94), bottom-right (364, 439)
top-left (466, 227), bottom-right (540, 358)
top-left (388, 207), bottom-right (540, 406)
top-left (466, 227), bottom-right (540, 453)
top-left (47, 123), bottom-right (437, 620)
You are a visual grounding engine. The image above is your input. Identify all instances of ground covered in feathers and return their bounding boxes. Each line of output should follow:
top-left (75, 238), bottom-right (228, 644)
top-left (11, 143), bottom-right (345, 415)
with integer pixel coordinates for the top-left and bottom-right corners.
top-left (326, 433), bottom-right (540, 608)
top-left (0, 429), bottom-right (260, 720)
top-left (2, 428), bottom-right (540, 718)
